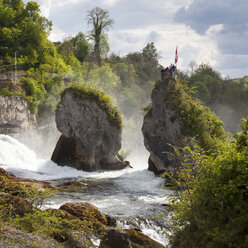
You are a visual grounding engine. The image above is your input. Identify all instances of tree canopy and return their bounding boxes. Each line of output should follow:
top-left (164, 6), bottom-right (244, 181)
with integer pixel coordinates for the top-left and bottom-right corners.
top-left (86, 6), bottom-right (114, 65)
top-left (0, 0), bottom-right (53, 68)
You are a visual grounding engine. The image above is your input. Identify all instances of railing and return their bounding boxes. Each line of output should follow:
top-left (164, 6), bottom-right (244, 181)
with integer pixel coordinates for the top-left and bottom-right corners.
top-left (0, 63), bottom-right (25, 72)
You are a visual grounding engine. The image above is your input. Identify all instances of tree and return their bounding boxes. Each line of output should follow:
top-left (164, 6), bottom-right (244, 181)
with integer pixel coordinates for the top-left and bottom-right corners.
top-left (0, 0), bottom-right (53, 67)
top-left (86, 6), bottom-right (114, 65)
top-left (142, 42), bottom-right (160, 80)
top-left (71, 32), bottom-right (91, 62)
top-left (3, 0), bottom-right (24, 11)
top-left (125, 43), bottom-right (161, 83)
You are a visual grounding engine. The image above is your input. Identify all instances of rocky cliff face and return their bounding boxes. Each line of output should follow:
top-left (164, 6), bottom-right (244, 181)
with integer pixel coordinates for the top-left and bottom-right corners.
top-left (0, 95), bottom-right (32, 134)
top-left (142, 77), bottom-right (226, 175)
top-left (142, 78), bottom-right (183, 174)
top-left (52, 86), bottom-right (124, 171)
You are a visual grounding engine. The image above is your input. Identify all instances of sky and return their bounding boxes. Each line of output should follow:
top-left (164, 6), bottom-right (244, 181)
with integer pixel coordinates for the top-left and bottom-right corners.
top-left (24, 0), bottom-right (248, 78)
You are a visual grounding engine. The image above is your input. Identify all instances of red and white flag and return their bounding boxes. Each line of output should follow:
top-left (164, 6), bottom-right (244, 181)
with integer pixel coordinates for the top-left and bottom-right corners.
top-left (175, 47), bottom-right (178, 65)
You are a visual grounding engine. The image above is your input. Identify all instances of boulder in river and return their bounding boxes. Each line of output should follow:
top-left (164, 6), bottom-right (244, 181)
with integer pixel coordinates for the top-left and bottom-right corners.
top-left (142, 78), bottom-right (183, 174)
top-left (52, 85), bottom-right (124, 171)
top-left (99, 228), bottom-right (164, 248)
top-left (142, 78), bottom-right (226, 174)
top-left (60, 201), bottom-right (108, 230)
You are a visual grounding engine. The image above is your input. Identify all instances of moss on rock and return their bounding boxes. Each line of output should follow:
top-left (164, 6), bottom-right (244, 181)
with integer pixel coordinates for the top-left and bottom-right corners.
top-left (60, 202), bottom-right (108, 231)
top-left (61, 85), bottom-right (122, 129)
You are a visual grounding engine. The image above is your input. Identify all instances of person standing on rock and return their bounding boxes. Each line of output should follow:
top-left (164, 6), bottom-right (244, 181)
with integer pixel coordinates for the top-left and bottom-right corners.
top-left (161, 68), bottom-right (166, 80)
top-left (171, 65), bottom-right (176, 77)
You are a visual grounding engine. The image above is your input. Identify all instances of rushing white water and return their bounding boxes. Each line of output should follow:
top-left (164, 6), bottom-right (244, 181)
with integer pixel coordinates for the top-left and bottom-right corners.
top-left (0, 134), bottom-right (170, 246)
top-left (0, 134), bottom-right (91, 180)
top-left (0, 135), bottom-right (165, 192)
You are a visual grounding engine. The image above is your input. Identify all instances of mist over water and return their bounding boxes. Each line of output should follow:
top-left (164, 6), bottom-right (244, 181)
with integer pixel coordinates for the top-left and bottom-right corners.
top-left (13, 121), bottom-right (61, 159)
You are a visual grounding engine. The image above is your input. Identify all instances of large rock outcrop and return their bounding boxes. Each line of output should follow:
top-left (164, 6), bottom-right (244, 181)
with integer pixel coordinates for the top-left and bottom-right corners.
top-left (0, 95), bottom-right (32, 134)
top-left (142, 78), bottom-right (225, 174)
top-left (52, 86), bottom-right (124, 171)
top-left (142, 78), bottom-right (183, 174)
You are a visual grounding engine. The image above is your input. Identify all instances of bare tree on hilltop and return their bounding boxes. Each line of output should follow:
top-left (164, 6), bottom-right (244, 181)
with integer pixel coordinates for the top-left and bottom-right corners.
top-left (87, 7), bottom-right (114, 65)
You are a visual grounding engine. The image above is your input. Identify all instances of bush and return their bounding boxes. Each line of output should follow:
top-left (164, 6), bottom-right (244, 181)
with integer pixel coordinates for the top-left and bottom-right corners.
top-left (167, 118), bottom-right (248, 248)
top-left (0, 172), bottom-right (97, 244)
top-left (23, 78), bottom-right (46, 113)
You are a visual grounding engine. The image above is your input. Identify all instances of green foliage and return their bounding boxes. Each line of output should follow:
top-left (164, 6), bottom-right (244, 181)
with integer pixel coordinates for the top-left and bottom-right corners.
top-left (0, 172), bottom-right (98, 244)
top-left (167, 119), bottom-right (248, 247)
top-left (87, 6), bottom-right (114, 65)
top-left (234, 117), bottom-right (248, 150)
top-left (142, 103), bottom-right (152, 117)
top-left (86, 63), bottom-right (121, 95)
top-left (119, 149), bottom-right (131, 160)
top-left (183, 63), bottom-right (248, 133)
top-left (0, 87), bottom-right (22, 96)
top-left (0, 0), bottom-right (160, 123)
top-left (22, 77), bottom-right (46, 113)
top-left (162, 78), bottom-right (226, 151)
top-left (0, 0), bottom-right (53, 68)
top-left (20, 186), bottom-right (55, 210)
top-left (111, 61), bottom-right (137, 87)
top-left (125, 43), bottom-right (161, 83)
top-left (11, 208), bottom-right (94, 242)
top-left (61, 84), bottom-right (122, 129)
top-left (57, 32), bottom-right (91, 65)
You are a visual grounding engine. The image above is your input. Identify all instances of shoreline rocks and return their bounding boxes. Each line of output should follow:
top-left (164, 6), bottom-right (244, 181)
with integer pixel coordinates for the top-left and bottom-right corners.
top-left (99, 228), bottom-right (165, 248)
top-left (0, 167), bottom-right (165, 248)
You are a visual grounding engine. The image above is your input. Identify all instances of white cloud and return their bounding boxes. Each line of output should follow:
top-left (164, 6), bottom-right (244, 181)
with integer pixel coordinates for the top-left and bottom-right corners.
top-left (22, 0), bottom-right (248, 78)
top-left (206, 24), bottom-right (224, 37)
top-left (108, 23), bottom-right (219, 73)
top-left (39, 0), bottom-right (51, 18)
top-left (102, 0), bottom-right (121, 7)
top-left (48, 27), bottom-right (69, 42)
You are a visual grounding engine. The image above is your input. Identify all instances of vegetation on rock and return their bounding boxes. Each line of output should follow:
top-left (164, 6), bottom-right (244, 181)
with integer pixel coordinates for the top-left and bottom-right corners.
top-left (0, 168), bottom-right (102, 246)
top-left (162, 77), bottom-right (227, 151)
top-left (61, 85), bottom-right (122, 129)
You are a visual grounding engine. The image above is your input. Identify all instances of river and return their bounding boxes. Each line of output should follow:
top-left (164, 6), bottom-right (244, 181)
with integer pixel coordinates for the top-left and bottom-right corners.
top-left (0, 134), bottom-right (172, 246)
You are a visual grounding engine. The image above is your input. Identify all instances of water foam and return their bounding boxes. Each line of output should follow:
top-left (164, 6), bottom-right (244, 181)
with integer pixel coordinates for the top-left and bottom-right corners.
top-left (0, 134), bottom-right (88, 180)
top-left (0, 134), bottom-right (165, 196)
